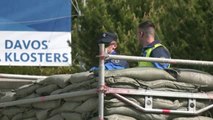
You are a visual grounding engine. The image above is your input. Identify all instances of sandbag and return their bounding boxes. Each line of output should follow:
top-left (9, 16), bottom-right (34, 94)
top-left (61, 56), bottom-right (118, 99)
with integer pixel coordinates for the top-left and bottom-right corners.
top-left (105, 67), bottom-right (176, 81)
top-left (91, 81), bottom-right (98, 88)
top-left (107, 96), bottom-right (182, 110)
top-left (0, 92), bottom-right (5, 97)
top-left (109, 84), bottom-right (138, 89)
top-left (36, 109), bottom-right (49, 120)
top-left (172, 116), bottom-right (213, 120)
top-left (47, 114), bottom-right (63, 120)
top-left (36, 84), bottom-right (58, 95)
top-left (74, 97), bottom-right (98, 113)
top-left (15, 84), bottom-right (40, 98)
top-left (32, 100), bottom-right (61, 109)
top-left (105, 106), bottom-right (168, 120)
top-left (0, 114), bottom-right (3, 118)
top-left (22, 109), bottom-right (37, 119)
top-left (61, 79), bottom-right (95, 93)
top-left (16, 103), bottom-right (32, 108)
top-left (1, 116), bottom-right (10, 120)
top-left (23, 118), bottom-right (37, 120)
top-left (195, 100), bottom-right (209, 109)
top-left (105, 77), bottom-right (140, 88)
top-left (175, 68), bottom-right (213, 90)
top-left (133, 96), bottom-right (184, 110)
top-left (135, 96), bottom-right (210, 110)
top-left (0, 92), bottom-right (16, 102)
top-left (89, 117), bottom-right (98, 120)
top-left (138, 80), bottom-right (197, 91)
top-left (23, 93), bottom-right (39, 99)
top-left (61, 112), bottom-right (82, 120)
top-left (50, 89), bottom-right (63, 95)
top-left (36, 74), bottom-right (71, 88)
top-left (105, 114), bottom-right (137, 120)
top-left (11, 113), bottom-right (22, 120)
top-left (2, 107), bottom-right (24, 116)
top-left (153, 98), bottom-right (183, 110)
top-left (153, 87), bottom-right (198, 92)
top-left (64, 94), bottom-right (97, 102)
top-left (105, 97), bottom-right (139, 108)
top-left (50, 102), bottom-right (80, 116)
top-left (69, 71), bottom-right (94, 83)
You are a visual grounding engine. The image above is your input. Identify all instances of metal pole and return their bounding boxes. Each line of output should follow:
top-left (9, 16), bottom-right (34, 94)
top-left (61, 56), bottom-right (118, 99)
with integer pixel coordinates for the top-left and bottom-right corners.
top-left (107, 54), bottom-right (213, 66)
top-left (98, 44), bottom-right (105, 120)
top-left (106, 88), bottom-right (213, 99)
top-left (0, 89), bottom-right (96, 108)
top-left (113, 93), bottom-right (213, 115)
top-left (0, 74), bottom-right (47, 80)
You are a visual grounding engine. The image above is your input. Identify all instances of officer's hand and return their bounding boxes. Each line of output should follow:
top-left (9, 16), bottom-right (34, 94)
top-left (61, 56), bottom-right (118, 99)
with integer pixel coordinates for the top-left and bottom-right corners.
top-left (89, 67), bottom-right (99, 72)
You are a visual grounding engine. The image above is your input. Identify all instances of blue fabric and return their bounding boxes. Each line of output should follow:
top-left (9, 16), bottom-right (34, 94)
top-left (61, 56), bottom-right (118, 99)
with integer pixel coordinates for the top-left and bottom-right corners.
top-left (0, 0), bottom-right (71, 32)
top-left (89, 66), bottom-right (99, 71)
top-left (105, 62), bottom-right (125, 70)
top-left (153, 62), bottom-right (170, 69)
top-left (142, 40), bottom-right (170, 69)
top-left (90, 50), bottom-right (128, 71)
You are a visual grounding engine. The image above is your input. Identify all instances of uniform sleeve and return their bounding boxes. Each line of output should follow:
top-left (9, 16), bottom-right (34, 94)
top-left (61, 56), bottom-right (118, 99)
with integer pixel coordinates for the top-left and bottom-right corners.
top-left (110, 59), bottom-right (129, 68)
top-left (105, 59), bottom-right (129, 70)
top-left (153, 62), bottom-right (170, 69)
top-left (89, 66), bottom-right (99, 72)
top-left (151, 46), bottom-right (170, 58)
top-left (151, 46), bottom-right (171, 69)
top-left (89, 59), bottom-right (128, 71)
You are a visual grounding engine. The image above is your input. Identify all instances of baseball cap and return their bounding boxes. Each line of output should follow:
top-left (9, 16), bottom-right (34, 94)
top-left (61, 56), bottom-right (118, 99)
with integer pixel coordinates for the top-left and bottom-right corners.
top-left (98, 32), bottom-right (117, 44)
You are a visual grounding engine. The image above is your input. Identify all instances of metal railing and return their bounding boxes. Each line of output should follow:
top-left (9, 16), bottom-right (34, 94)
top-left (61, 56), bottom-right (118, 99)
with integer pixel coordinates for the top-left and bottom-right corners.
top-left (0, 44), bottom-right (212, 120)
top-left (98, 44), bottom-right (213, 119)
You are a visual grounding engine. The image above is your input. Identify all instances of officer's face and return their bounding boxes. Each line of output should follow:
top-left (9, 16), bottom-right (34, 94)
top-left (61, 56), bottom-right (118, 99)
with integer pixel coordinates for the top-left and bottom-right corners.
top-left (106, 41), bottom-right (117, 54)
top-left (137, 28), bottom-right (144, 46)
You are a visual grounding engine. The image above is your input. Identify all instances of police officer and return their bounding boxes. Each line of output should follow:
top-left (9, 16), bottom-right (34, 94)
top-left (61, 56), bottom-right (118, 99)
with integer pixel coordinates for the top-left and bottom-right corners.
top-left (90, 32), bottom-right (129, 71)
top-left (137, 21), bottom-right (171, 69)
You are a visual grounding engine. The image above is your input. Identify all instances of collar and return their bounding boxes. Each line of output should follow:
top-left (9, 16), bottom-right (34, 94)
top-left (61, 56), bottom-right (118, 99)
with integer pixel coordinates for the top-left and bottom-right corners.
top-left (110, 50), bottom-right (117, 55)
top-left (142, 40), bottom-right (161, 52)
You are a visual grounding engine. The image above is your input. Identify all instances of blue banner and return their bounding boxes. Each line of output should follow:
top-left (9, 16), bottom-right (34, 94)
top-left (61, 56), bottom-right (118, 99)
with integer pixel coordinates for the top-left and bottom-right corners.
top-left (0, 0), bottom-right (72, 66)
top-left (0, 0), bottom-right (71, 32)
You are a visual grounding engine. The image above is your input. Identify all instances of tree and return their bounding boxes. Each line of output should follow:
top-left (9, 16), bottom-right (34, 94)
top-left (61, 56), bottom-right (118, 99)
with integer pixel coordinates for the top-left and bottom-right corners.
top-left (72, 0), bottom-right (213, 73)
top-left (1, 0), bottom-right (212, 75)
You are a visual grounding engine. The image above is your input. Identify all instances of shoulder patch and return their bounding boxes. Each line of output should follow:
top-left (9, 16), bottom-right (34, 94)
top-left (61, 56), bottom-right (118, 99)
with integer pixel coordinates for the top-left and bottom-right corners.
top-left (111, 59), bottom-right (120, 64)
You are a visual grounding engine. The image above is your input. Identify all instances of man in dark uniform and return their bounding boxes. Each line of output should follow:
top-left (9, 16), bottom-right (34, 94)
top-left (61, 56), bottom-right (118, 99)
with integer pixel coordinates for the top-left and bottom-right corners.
top-left (90, 32), bottom-right (129, 71)
top-left (137, 21), bottom-right (171, 69)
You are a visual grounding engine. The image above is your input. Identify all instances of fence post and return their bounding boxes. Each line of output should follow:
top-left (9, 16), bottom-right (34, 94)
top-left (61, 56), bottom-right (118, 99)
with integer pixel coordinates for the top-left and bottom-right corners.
top-left (98, 44), bottom-right (105, 120)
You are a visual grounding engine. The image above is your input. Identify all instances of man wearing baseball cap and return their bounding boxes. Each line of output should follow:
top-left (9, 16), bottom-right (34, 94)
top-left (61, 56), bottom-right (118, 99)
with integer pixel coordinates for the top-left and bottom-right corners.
top-left (90, 32), bottom-right (129, 71)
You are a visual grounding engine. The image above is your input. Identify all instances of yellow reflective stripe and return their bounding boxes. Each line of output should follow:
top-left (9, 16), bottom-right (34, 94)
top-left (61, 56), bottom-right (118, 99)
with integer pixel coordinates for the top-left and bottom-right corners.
top-left (138, 61), bottom-right (153, 67)
top-left (145, 43), bottom-right (163, 57)
top-left (138, 43), bottom-right (164, 67)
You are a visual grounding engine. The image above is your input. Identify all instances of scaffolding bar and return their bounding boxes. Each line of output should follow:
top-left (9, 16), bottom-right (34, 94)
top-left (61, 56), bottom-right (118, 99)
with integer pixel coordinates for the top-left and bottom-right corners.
top-left (98, 44), bottom-right (105, 120)
top-left (113, 93), bottom-right (213, 115)
top-left (99, 44), bottom-right (213, 116)
top-left (0, 73), bottom-right (47, 80)
top-left (0, 89), bottom-right (96, 108)
top-left (107, 54), bottom-right (213, 66)
top-left (107, 88), bottom-right (213, 99)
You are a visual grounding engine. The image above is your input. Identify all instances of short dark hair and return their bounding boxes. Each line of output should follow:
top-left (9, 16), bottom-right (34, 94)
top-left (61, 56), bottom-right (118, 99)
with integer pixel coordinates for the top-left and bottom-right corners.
top-left (138, 21), bottom-right (155, 36)
top-left (138, 20), bottom-right (155, 29)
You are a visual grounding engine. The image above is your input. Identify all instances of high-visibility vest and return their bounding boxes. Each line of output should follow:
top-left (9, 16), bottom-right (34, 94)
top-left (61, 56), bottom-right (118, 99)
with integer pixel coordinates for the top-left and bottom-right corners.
top-left (138, 43), bottom-right (170, 67)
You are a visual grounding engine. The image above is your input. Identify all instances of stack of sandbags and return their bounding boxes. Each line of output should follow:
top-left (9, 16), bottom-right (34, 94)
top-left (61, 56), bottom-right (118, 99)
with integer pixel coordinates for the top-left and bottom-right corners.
top-left (0, 72), bottom-right (99, 120)
top-left (101, 67), bottom-right (213, 120)
top-left (0, 67), bottom-right (212, 120)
